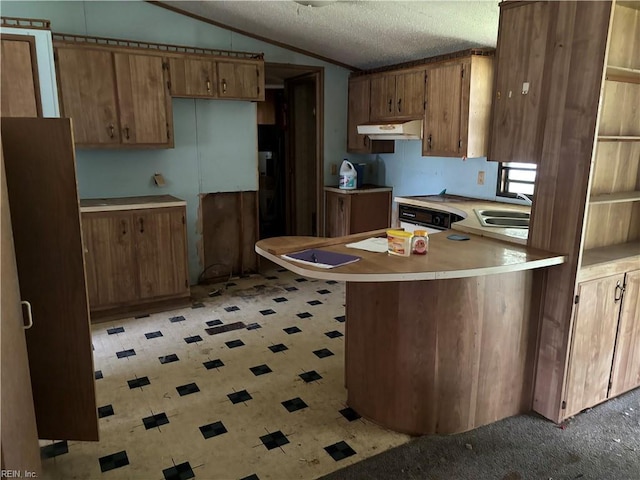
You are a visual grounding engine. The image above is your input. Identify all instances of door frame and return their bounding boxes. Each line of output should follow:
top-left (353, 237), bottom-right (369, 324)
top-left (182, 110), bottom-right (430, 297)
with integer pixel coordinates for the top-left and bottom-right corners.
top-left (264, 63), bottom-right (324, 237)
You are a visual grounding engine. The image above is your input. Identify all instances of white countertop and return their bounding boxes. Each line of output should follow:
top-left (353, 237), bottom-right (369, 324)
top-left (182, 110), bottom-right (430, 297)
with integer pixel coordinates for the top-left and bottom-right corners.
top-left (394, 195), bottom-right (531, 245)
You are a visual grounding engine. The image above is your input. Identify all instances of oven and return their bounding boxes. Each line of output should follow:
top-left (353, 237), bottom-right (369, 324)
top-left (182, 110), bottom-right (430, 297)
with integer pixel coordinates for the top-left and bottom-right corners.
top-left (398, 203), bottom-right (464, 234)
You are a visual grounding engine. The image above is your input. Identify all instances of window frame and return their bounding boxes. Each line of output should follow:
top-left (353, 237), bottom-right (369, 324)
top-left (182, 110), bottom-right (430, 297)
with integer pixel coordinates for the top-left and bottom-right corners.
top-left (496, 162), bottom-right (537, 199)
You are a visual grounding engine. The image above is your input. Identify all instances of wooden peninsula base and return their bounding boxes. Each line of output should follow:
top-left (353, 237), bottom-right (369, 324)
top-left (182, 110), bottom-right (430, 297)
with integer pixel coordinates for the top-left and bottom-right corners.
top-left (345, 272), bottom-right (536, 435)
top-left (255, 230), bottom-right (564, 436)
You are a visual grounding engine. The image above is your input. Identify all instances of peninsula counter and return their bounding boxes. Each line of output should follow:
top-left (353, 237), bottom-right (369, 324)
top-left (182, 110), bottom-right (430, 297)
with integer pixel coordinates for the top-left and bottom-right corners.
top-left (256, 230), bottom-right (565, 435)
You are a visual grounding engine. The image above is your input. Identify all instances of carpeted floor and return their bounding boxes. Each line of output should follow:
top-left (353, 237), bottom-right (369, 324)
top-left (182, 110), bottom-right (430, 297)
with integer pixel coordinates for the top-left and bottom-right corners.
top-left (320, 387), bottom-right (640, 480)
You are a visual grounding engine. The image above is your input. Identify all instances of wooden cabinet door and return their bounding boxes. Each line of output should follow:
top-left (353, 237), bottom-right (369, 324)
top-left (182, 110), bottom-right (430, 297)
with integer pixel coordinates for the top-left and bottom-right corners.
top-left (1, 150), bottom-right (41, 475)
top-left (134, 207), bottom-right (189, 300)
top-left (350, 191), bottom-right (392, 233)
top-left (55, 46), bottom-right (120, 145)
top-left (169, 57), bottom-right (216, 98)
top-left (347, 77), bottom-right (371, 153)
top-left (347, 77), bottom-right (394, 154)
top-left (1, 118), bottom-right (98, 441)
top-left (564, 274), bottom-right (623, 417)
top-left (82, 211), bottom-right (138, 308)
top-left (395, 70), bottom-right (425, 118)
top-left (114, 52), bottom-right (171, 146)
top-left (610, 269), bottom-right (640, 397)
top-left (217, 60), bottom-right (264, 100)
top-left (424, 63), bottom-right (463, 157)
top-left (489, 1), bottom-right (550, 163)
top-left (370, 74), bottom-right (396, 121)
top-left (1, 35), bottom-right (41, 117)
top-left (325, 191), bottom-right (351, 238)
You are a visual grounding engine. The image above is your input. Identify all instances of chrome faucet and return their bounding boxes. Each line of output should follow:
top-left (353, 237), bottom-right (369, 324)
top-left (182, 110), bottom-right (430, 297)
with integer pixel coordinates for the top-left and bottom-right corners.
top-left (516, 193), bottom-right (533, 206)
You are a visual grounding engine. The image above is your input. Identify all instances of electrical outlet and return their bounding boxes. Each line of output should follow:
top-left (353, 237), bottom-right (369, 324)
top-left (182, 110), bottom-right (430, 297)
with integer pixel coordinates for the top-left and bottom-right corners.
top-left (477, 171), bottom-right (485, 185)
top-left (330, 163), bottom-right (337, 175)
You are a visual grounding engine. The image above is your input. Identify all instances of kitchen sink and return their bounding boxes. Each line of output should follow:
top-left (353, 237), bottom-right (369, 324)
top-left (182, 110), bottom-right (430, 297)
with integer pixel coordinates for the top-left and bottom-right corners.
top-left (474, 209), bottom-right (530, 228)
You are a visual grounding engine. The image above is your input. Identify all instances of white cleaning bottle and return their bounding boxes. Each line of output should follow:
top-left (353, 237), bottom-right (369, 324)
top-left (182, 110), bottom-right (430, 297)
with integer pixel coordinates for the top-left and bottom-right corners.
top-left (339, 159), bottom-right (357, 190)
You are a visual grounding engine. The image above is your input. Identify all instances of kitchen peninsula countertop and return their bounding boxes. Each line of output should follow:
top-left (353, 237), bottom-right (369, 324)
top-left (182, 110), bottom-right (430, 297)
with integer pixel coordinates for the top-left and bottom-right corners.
top-left (394, 194), bottom-right (531, 245)
top-left (256, 229), bottom-right (564, 282)
top-left (80, 195), bottom-right (186, 212)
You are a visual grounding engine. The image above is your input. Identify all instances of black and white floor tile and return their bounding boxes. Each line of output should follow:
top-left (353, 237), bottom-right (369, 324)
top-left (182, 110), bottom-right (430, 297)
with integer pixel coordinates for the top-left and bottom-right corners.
top-left (40, 268), bottom-right (409, 480)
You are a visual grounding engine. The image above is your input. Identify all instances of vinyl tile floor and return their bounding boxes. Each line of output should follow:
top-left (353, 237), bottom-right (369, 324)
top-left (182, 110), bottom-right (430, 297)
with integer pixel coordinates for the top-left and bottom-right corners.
top-left (40, 268), bottom-right (410, 480)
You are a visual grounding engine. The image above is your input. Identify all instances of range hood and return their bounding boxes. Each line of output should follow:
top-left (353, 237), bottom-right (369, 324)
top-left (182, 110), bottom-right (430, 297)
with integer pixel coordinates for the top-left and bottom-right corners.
top-left (357, 119), bottom-right (423, 140)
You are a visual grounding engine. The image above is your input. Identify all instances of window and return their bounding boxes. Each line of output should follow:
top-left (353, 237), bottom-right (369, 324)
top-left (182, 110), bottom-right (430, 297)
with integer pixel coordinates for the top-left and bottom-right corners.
top-left (497, 162), bottom-right (537, 198)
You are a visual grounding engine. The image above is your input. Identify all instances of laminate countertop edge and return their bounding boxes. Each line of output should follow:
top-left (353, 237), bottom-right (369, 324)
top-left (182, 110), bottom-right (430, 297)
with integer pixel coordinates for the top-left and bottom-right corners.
top-left (255, 232), bottom-right (566, 283)
top-left (80, 195), bottom-right (186, 212)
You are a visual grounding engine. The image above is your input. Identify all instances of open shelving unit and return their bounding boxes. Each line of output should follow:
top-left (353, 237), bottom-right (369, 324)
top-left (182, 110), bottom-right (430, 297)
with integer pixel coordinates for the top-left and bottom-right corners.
top-left (580, 1), bottom-right (640, 278)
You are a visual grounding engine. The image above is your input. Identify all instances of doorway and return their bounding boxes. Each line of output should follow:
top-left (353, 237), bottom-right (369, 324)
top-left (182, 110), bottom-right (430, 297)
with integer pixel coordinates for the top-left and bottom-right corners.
top-left (258, 64), bottom-right (323, 239)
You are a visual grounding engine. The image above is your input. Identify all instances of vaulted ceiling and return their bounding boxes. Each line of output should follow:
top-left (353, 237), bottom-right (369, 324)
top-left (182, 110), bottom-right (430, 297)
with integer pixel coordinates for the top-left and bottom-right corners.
top-left (156, 1), bottom-right (500, 71)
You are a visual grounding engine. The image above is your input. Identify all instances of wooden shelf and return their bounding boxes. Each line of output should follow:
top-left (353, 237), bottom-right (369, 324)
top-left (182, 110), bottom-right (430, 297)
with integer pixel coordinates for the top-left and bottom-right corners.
top-left (590, 191), bottom-right (640, 204)
top-left (618, 1), bottom-right (640, 11)
top-left (580, 242), bottom-right (640, 282)
top-left (606, 65), bottom-right (640, 84)
top-left (597, 135), bottom-right (640, 142)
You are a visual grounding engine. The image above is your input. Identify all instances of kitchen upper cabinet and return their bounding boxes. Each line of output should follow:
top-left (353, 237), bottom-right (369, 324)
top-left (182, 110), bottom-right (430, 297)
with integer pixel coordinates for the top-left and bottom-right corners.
top-left (488, 1), bottom-right (551, 164)
top-left (423, 56), bottom-right (494, 158)
top-left (81, 199), bottom-right (190, 319)
top-left (370, 69), bottom-right (425, 121)
top-left (168, 57), bottom-right (216, 98)
top-left (1, 34), bottom-right (41, 117)
top-left (55, 44), bottom-right (173, 148)
top-left (217, 59), bottom-right (265, 101)
top-left (347, 76), bottom-right (394, 154)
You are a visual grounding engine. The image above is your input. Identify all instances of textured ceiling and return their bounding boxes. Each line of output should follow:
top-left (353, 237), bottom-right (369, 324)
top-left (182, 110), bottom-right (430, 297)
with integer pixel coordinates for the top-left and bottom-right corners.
top-left (158, 0), bottom-right (500, 71)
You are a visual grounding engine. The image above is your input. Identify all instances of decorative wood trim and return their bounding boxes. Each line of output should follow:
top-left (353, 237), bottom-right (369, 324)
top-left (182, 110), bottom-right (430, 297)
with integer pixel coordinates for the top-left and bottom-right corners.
top-left (146, 0), bottom-right (359, 71)
top-left (52, 32), bottom-right (263, 60)
top-left (1, 33), bottom-right (43, 117)
top-left (597, 135), bottom-right (640, 141)
top-left (0, 16), bottom-right (50, 30)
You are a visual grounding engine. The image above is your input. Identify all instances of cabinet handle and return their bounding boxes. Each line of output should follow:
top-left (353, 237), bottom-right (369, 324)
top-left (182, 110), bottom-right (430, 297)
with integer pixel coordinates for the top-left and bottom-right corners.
top-left (124, 126), bottom-right (130, 140)
top-left (364, 136), bottom-right (368, 148)
top-left (21, 300), bottom-right (33, 329)
top-left (388, 98), bottom-right (392, 112)
top-left (108, 123), bottom-right (115, 138)
top-left (497, 90), bottom-right (501, 100)
top-left (121, 219), bottom-right (127, 235)
top-left (338, 198), bottom-right (344, 213)
top-left (206, 78), bottom-right (211, 93)
top-left (614, 281), bottom-right (625, 303)
top-left (428, 134), bottom-right (432, 149)
top-left (222, 79), bottom-right (227, 94)
top-left (139, 218), bottom-right (144, 233)
top-left (397, 98), bottom-right (402, 113)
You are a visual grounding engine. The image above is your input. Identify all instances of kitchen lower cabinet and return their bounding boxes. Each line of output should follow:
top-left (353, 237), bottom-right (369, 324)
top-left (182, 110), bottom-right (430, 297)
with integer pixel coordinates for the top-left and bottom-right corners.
top-left (563, 269), bottom-right (640, 418)
top-left (81, 199), bottom-right (190, 320)
top-left (325, 187), bottom-right (392, 238)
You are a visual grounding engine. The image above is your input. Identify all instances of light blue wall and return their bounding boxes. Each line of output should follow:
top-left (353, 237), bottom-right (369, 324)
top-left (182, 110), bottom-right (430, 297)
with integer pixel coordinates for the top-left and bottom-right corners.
top-left (361, 141), bottom-right (500, 199)
top-left (1, 0), bottom-right (351, 283)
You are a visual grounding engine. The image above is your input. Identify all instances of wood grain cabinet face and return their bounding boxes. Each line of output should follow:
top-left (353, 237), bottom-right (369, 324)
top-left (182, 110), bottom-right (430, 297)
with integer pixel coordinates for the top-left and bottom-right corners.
top-left (325, 190), bottom-right (391, 238)
top-left (423, 63), bottom-right (463, 157)
top-left (55, 47), bottom-right (120, 145)
top-left (168, 57), bottom-right (216, 98)
top-left (564, 269), bottom-right (640, 417)
top-left (81, 206), bottom-right (189, 313)
top-left (216, 60), bottom-right (265, 101)
top-left (488, 1), bottom-right (551, 164)
top-left (0, 34), bottom-right (41, 117)
top-left (55, 45), bottom-right (173, 148)
top-left (370, 69), bottom-right (425, 121)
top-left (347, 76), bottom-right (394, 154)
